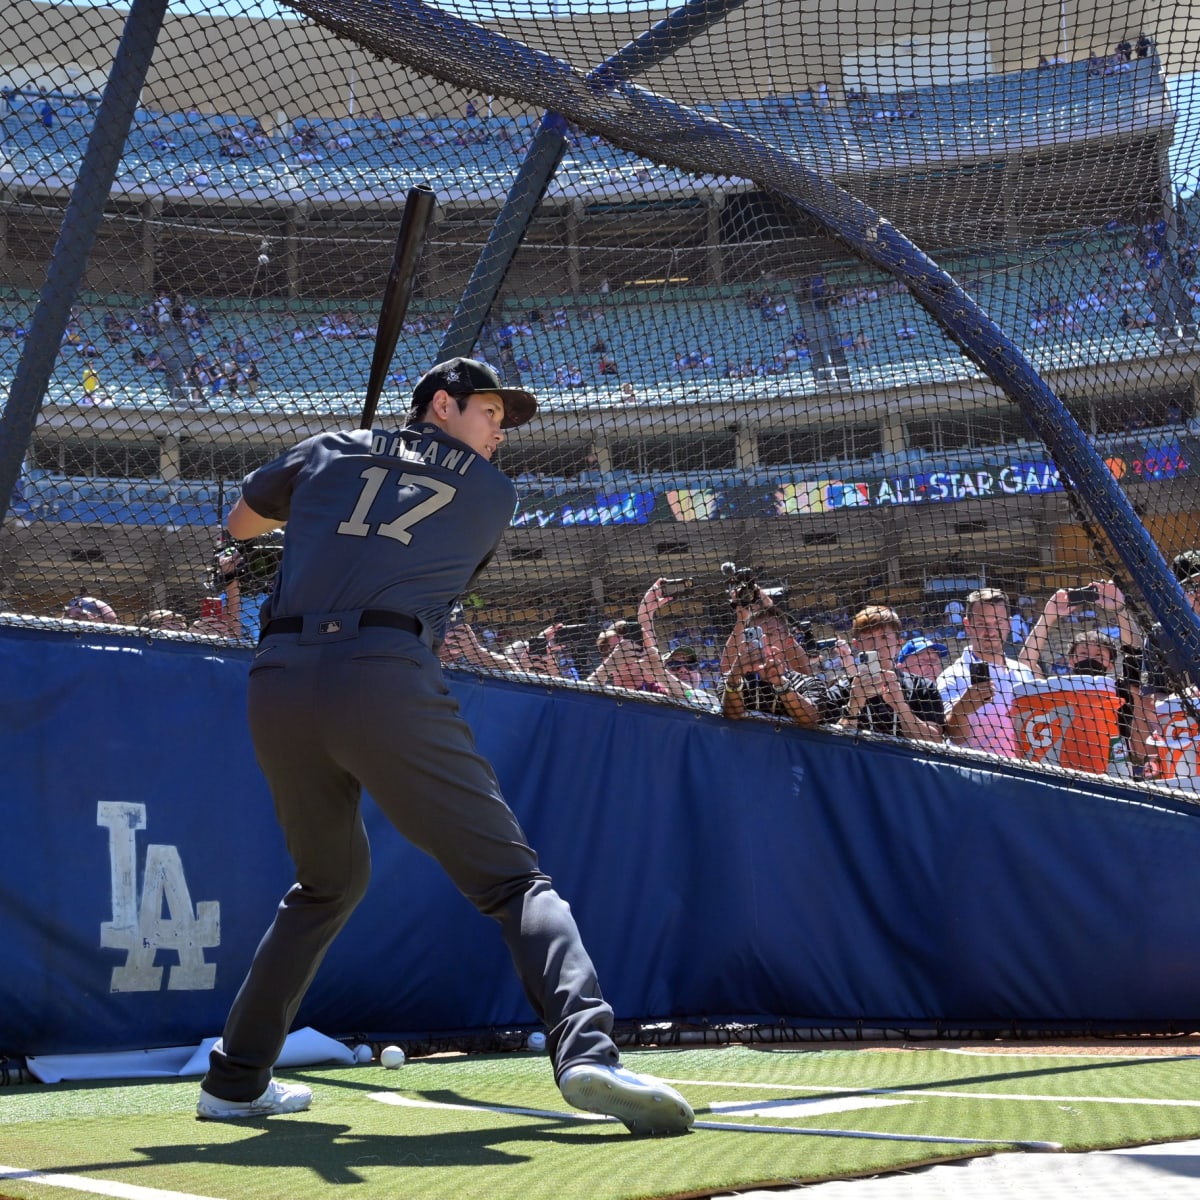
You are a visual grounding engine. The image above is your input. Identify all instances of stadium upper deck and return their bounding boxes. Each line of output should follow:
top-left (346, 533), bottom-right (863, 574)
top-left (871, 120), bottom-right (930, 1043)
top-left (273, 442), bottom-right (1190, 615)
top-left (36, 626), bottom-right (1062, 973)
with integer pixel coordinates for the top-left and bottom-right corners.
top-left (0, 55), bottom-right (1170, 207)
top-left (1, 6), bottom-right (1195, 622)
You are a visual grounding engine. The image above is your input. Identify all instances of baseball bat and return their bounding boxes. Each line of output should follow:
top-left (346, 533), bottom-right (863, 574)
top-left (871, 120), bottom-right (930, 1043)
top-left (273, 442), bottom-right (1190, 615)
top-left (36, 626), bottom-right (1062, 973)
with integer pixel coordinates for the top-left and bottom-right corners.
top-left (360, 183), bottom-right (437, 430)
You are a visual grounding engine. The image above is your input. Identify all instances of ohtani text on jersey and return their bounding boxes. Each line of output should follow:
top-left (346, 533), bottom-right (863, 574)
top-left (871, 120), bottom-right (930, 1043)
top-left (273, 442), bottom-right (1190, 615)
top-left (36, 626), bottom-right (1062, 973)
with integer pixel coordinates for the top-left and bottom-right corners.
top-left (370, 430), bottom-right (478, 476)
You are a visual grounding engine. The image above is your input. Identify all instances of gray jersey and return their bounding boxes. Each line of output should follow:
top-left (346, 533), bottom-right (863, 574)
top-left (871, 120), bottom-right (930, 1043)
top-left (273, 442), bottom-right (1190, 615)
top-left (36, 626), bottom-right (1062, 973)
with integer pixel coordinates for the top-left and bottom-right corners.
top-left (240, 422), bottom-right (515, 640)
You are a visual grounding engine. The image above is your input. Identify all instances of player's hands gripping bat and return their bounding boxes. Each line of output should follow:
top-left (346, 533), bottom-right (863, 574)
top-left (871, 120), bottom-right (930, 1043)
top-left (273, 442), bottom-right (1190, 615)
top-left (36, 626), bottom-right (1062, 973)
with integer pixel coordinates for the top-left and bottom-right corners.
top-left (360, 183), bottom-right (437, 430)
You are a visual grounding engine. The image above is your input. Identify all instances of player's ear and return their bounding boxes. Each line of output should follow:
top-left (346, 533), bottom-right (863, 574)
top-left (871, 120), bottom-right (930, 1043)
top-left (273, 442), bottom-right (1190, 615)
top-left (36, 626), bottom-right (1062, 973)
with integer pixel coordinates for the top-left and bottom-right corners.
top-left (429, 389), bottom-right (453, 421)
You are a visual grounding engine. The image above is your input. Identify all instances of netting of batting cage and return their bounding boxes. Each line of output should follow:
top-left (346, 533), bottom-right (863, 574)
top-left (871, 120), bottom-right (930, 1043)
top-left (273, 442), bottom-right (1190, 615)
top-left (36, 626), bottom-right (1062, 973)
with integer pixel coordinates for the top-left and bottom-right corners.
top-left (4, 0), bottom-right (1200, 782)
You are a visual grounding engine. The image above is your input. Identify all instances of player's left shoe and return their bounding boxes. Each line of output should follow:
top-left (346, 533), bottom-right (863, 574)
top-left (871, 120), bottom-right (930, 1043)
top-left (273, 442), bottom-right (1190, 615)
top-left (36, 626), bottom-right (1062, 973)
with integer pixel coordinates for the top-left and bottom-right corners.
top-left (196, 1078), bottom-right (312, 1120)
top-left (559, 1063), bottom-right (694, 1135)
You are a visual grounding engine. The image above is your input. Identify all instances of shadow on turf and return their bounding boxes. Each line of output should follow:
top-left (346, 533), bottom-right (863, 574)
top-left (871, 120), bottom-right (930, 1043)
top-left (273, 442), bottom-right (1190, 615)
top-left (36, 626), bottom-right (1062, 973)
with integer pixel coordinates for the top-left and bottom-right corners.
top-left (36, 1050), bottom-right (1188, 1188)
top-left (42, 1118), bottom-right (626, 1186)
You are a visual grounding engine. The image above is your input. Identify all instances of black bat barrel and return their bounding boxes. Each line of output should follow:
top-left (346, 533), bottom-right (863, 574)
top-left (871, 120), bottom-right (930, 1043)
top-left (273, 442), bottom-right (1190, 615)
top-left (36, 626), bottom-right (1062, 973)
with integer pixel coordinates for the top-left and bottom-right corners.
top-left (361, 184), bottom-right (437, 430)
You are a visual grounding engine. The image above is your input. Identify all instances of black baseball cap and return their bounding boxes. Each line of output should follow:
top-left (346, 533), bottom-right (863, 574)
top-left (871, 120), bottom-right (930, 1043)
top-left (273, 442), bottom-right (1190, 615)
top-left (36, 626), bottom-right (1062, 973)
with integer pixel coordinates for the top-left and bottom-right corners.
top-left (411, 357), bottom-right (537, 429)
top-left (663, 646), bottom-right (699, 666)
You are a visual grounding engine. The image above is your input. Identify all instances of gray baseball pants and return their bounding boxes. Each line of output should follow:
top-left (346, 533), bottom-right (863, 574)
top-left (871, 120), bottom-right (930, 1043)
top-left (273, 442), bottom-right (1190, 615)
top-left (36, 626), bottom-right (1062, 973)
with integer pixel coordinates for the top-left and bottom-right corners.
top-left (202, 626), bottom-right (618, 1101)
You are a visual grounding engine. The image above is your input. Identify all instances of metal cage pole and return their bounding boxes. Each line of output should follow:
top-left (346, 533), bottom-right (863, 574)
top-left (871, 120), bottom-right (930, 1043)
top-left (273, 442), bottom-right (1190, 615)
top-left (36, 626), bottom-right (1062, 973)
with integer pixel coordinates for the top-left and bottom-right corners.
top-left (437, 0), bottom-right (748, 367)
top-left (0, 0), bottom-right (169, 526)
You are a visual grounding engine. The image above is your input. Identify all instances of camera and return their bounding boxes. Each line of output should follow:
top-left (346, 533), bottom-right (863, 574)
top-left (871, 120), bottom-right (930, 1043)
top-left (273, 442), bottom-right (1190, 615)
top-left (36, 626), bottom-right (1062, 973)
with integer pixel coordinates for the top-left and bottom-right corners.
top-left (969, 659), bottom-right (991, 685)
top-left (660, 576), bottom-right (694, 600)
top-left (553, 623), bottom-right (591, 644)
top-left (720, 561), bottom-right (761, 610)
top-left (610, 618), bottom-right (642, 648)
top-left (744, 624), bottom-right (766, 652)
top-left (1066, 586), bottom-right (1099, 606)
top-left (796, 618), bottom-right (819, 657)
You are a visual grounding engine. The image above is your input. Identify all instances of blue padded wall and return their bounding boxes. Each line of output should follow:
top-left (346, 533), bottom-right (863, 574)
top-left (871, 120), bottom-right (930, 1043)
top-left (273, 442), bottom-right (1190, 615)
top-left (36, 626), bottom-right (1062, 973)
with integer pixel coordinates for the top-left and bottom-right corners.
top-left (3, 622), bottom-right (1200, 1056)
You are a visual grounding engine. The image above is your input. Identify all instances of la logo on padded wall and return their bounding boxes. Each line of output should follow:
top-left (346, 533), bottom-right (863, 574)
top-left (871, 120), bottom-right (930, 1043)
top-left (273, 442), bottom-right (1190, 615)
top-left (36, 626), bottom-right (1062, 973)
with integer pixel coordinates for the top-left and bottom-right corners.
top-left (97, 802), bottom-right (220, 991)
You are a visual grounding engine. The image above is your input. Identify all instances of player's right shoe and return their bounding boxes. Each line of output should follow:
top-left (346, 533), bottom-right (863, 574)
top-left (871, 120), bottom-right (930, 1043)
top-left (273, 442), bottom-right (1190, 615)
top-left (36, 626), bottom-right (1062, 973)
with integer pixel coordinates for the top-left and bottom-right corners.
top-left (196, 1079), bottom-right (313, 1120)
top-left (558, 1063), bottom-right (694, 1135)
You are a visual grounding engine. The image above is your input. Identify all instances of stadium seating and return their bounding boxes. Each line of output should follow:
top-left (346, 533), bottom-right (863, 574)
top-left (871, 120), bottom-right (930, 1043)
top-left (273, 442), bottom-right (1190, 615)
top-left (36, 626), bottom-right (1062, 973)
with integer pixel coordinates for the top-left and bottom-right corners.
top-left (1, 48), bottom-right (1191, 536)
top-left (1, 56), bottom-right (1167, 199)
top-left (1, 207), bottom-right (1192, 413)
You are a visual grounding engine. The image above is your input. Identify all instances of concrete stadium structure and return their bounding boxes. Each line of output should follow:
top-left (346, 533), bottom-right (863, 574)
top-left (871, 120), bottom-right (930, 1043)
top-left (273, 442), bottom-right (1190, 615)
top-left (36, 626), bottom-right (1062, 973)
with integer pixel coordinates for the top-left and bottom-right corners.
top-left (3, 0), bottom-right (1200, 630)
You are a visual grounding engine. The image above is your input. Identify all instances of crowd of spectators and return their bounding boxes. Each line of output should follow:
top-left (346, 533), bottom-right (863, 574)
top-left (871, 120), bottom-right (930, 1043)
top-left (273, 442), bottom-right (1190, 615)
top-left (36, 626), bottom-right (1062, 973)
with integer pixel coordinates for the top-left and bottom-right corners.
top-left (354, 279), bottom-right (937, 391)
top-left (26, 289), bottom-right (272, 407)
top-left (1026, 221), bottom-right (1174, 339)
top-left (20, 217), bottom-right (1194, 412)
top-left (429, 552), bottom-right (1200, 791)
top-left (53, 543), bottom-right (1200, 791)
top-left (480, 274), bottom-right (916, 384)
top-left (143, 291), bottom-right (268, 407)
top-left (56, 532), bottom-right (269, 640)
top-left (1085, 35), bottom-right (1153, 78)
top-left (173, 105), bottom-right (589, 169)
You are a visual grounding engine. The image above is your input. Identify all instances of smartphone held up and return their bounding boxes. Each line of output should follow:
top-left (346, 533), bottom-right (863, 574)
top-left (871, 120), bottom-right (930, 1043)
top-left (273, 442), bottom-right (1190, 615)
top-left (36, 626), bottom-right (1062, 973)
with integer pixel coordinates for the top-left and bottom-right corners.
top-left (855, 649), bottom-right (882, 676)
top-left (659, 576), bottom-right (694, 601)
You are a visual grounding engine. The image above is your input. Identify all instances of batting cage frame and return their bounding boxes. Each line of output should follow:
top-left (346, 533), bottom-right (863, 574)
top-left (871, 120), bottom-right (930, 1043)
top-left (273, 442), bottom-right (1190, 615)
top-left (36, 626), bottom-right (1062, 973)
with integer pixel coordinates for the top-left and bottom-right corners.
top-left (3, 0), bottom-right (1200, 673)
top-left (8, 0), bottom-right (1200, 1061)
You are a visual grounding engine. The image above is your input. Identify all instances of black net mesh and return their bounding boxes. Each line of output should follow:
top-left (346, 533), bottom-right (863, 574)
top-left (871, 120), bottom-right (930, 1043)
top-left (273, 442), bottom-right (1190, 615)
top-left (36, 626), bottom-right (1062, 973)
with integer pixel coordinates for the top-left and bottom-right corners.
top-left (4, 0), bottom-right (1200, 785)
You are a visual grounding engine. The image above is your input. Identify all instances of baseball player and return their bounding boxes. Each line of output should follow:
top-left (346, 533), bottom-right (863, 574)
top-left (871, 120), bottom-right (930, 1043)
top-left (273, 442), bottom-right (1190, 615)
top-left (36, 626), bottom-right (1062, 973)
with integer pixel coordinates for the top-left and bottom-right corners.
top-left (197, 357), bottom-right (693, 1136)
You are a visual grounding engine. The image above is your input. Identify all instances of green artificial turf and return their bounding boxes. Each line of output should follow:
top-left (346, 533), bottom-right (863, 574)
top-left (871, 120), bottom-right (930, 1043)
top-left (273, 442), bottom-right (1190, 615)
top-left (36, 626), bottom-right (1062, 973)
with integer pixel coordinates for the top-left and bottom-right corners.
top-left (2, 1045), bottom-right (1199, 1200)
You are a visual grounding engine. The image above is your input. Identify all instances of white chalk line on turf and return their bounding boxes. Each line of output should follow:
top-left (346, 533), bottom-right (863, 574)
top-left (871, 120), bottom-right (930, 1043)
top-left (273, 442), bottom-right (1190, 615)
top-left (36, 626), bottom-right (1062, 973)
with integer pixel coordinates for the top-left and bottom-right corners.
top-left (663, 1078), bottom-right (1200, 1107)
top-left (710, 1096), bottom-right (909, 1119)
top-left (366, 1092), bottom-right (1060, 1149)
top-left (942, 1048), bottom-right (1200, 1061)
top-left (368, 1092), bottom-right (607, 1121)
top-left (0, 1164), bottom-right (218, 1200)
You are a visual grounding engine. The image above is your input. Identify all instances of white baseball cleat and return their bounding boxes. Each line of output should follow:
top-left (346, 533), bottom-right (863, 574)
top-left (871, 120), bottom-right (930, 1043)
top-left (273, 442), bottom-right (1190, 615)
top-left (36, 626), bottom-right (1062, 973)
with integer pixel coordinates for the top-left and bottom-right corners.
top-left (196, 1078), bottom-right (313, 1120)
top-left (559, 1063), bottom-right (694, 1135)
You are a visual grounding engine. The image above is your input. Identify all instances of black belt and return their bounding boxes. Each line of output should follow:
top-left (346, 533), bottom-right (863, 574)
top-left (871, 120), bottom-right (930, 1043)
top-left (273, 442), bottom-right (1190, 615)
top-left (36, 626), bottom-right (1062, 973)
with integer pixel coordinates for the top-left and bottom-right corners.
top-left (260, 610), bottom-right (422, 639)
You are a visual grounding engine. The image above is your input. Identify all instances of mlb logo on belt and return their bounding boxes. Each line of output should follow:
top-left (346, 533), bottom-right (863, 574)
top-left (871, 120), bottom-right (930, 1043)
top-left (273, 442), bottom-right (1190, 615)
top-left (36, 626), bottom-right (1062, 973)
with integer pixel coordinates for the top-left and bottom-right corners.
top-left (319, 619), bottom-right (343, 635)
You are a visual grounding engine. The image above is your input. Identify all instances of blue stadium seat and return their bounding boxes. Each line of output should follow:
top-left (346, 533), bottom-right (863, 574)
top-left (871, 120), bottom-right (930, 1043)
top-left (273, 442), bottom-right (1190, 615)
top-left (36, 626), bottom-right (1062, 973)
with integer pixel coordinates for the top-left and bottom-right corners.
top-left (1, 57), bottom-right (1165, 200)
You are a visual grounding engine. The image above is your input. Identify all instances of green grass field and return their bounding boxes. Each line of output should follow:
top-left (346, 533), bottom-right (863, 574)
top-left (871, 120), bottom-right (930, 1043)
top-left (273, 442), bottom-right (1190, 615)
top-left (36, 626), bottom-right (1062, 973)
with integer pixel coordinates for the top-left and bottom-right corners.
top-left (3, 1044), bottom-right (1200, 1200)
